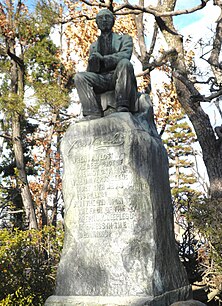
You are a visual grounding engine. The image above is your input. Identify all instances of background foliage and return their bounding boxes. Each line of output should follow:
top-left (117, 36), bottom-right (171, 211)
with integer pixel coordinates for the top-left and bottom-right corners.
top-left (0, 226), bottom-right (64, 305)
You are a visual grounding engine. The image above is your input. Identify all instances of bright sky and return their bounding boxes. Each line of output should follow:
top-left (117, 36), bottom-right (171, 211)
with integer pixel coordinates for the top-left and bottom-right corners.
top-left (174, 0), bottom-right (207, 29)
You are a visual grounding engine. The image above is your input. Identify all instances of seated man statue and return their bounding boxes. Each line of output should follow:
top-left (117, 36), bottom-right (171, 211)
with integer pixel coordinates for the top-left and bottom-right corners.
top-left (74, 9), bottom-right (138, 119)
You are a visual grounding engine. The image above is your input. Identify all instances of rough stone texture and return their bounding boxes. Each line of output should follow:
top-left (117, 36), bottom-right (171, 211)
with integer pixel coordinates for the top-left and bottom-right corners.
top-left (45, 95), bottom-right (191, 305)
top-left (170, 300), bottom-right (207, 306)
top-left (45, 286), bottom-right (191, 305)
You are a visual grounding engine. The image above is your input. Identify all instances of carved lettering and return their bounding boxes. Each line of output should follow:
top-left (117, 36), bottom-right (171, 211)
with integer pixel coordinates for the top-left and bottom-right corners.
top-left (67, 146), bottom-right (137, 239)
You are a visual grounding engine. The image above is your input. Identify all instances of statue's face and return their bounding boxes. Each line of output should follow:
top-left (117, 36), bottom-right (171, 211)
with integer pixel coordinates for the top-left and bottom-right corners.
top-left (96, 12), bottom-right (114, 33)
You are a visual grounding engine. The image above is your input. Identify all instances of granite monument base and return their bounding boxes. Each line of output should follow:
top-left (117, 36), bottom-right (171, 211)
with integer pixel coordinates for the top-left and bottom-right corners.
top-left (45, 95), bottom-right (191, 306)
top-left (45, 285), bottom-right (191, 305)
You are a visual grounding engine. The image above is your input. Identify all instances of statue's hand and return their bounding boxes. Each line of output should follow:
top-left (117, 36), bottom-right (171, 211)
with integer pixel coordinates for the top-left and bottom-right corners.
top-left (91, 52), bottom-right (103, 60)
top-left (88, 52), bottom-right (103, 73)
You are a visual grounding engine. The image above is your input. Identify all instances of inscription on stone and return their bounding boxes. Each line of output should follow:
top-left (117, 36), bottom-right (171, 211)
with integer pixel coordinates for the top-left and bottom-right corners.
top-left (68, 141), bottom-right (137, 239)
top-left (65, 134), bottom-right (140, 238)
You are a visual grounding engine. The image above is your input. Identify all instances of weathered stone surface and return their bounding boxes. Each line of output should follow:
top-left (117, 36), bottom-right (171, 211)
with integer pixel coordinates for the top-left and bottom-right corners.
top-left (45, 95), bottom-right (191, 305)
top-left (170, 300), bottom-right (206, 306)
top-left (45, 285), bottom-right (191, 305)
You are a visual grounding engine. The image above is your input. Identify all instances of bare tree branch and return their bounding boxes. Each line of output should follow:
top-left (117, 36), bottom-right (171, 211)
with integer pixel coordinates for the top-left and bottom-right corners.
top-left (79, 0), bottom-right (107, 8)
top-left (215, 124), bottom-right (222, 138)
top-left (208, 2), bottom-right (222, 88)
top-left (214, 98), bottom-right (222, 119)
top-left (194, 77), bottom-right (216, 85)
top-left (61, 14), bottom-right (95, 24)
top-left (8, 209), bottom-right (24, 214)
top-left (159, 106), bottom-right (170, 137)
top-left (192, 150), bottom-right (210, 195)
top-left (173, 71), bottom-right (201, 97)
top-left (0, 44), bottom-right (7, 56)
top-left (133, 47), bottom-right (142, 62)
top-left (0, 133), bottom-right (12, 140)
top-left (7, 49), bottom-right (24, 68)
top-left (59, 0), bottom-right (107, 23)
top-left (107, 0), bottom-right (114, 12)
top-left (191, 89), bottom-right (222, 102)
top-left (61, 0), bottom-right (210, 24)
top-left (113, 0), bottom-right (209, 17)
top-left (134, 0), bottom-right (146, 63)
top-left (148, 21), bottom-right (159, 59)
top-left (136, 48), bottom-right (177, 76)
top-left (174, 70), bottom-right (222, 103)
top-left (15, 0), bottom-right (22, 17)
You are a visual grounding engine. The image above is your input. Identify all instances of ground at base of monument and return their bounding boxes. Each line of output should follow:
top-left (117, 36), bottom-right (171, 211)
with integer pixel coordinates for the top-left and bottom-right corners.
top-left (45, 285), bottom-right (191, 306)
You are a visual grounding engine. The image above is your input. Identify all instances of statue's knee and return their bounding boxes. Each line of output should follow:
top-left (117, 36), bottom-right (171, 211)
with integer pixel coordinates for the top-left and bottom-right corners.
top-left (119, 58), bottom-right (131, 65)
top-left (74, 72), bottom-right (85, 84)
top-left (117, 58), bottom-right (132, 68)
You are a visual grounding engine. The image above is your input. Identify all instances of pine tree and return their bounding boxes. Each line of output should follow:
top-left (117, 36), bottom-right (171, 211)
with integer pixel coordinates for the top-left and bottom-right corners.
top-left (0, 0), bottom-right (74, 229)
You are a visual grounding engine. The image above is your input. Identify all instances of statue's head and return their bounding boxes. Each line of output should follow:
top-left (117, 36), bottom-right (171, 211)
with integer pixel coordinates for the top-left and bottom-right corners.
top-left (96, 9), bottom-right (115, 33)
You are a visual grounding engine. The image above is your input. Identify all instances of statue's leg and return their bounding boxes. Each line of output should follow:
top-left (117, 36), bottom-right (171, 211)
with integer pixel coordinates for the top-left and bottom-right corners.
top-left (74, 72), bottom-right (112, 117)
top-left (113, 59), bottom-right (138, 112)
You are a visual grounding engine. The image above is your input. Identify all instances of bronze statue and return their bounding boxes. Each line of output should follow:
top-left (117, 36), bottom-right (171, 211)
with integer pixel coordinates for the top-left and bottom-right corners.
top-left (74, 9), bottom-right (138, 119)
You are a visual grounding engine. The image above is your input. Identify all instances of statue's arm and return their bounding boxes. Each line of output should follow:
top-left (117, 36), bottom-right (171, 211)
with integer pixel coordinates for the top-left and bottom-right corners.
top-left (87, 43), bottom-right (100, 72)
top-left (103, 35), bottom-right (133, 71)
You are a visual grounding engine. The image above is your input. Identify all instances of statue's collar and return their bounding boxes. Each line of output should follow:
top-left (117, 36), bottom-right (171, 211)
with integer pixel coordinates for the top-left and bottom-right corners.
top-left (100, 31), bottom-right (113, 39)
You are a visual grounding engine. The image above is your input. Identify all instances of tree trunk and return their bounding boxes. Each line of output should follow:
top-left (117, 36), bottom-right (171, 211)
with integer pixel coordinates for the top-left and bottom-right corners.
top-left (40, 112), bottom-right (58, 227)
top-left (12, 114), bottom-right (38, 229)
top-left (8, 23), bottom-right (38, 228)
top-left (155, 0), bottom-right (222, 199)
top-left (51, 133), bottom-right (62, 227)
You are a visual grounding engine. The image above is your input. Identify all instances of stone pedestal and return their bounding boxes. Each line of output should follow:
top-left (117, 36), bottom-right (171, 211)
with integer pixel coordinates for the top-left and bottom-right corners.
top-left (45, 96), bottom-right (191, 305)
